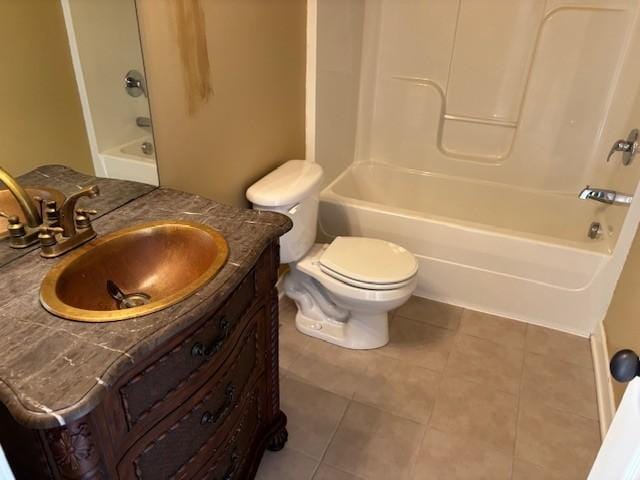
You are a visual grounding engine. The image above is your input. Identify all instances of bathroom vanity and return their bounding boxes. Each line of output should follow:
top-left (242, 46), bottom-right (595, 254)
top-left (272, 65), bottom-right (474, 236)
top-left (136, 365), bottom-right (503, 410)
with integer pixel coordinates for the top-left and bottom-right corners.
top-left (0, 166), bottom-right (291, 479)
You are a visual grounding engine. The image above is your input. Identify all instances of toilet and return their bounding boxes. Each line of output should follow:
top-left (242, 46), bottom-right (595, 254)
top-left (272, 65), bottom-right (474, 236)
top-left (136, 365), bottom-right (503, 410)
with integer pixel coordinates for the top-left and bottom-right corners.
top-left (247, 160), bottom-right (418, 349)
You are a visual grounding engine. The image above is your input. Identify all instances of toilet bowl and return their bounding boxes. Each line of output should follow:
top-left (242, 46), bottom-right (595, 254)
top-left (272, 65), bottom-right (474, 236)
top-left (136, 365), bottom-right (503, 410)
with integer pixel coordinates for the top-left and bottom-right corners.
top-left (247, 160), bottom-right (418, 349)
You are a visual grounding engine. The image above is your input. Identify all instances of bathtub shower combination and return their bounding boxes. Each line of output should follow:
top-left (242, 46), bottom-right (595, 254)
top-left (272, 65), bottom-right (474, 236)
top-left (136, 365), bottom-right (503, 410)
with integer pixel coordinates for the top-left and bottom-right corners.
top-left (101, 135), bottom-right (159, 186)
top-left (311, 0), bottom-right (640, 336)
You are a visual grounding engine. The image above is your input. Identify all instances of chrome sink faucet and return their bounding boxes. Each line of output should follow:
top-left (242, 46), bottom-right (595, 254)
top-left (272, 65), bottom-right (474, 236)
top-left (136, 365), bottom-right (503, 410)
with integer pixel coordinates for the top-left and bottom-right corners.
top-left (579, 186), bottom-right (633, 206)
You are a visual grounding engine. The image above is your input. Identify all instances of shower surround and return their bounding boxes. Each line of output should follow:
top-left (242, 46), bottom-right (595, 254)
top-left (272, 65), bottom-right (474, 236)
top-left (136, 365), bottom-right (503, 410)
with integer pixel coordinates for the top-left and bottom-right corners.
top-left (310, 0), bottom-right (640, 335)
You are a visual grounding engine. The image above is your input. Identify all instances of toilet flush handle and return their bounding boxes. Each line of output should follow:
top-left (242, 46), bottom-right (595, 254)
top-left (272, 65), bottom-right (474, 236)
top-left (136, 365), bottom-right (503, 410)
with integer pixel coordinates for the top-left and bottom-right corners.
top-left (288, 203), bottom-right (300, 215)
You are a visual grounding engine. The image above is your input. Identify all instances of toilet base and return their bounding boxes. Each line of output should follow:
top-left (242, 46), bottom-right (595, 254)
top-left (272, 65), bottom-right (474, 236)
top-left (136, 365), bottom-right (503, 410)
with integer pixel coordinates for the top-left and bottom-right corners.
top-left (294, 309), bottom-right (389, 350)
top-left (283, 248), bottom-right (415, 350)
top-left (283, 266), bottom-right (391, 349)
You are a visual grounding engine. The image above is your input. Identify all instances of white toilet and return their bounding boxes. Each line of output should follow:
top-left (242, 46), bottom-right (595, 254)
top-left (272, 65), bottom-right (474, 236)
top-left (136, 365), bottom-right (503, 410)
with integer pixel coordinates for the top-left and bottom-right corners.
top-left (247, 160), bottom-right (418, 349)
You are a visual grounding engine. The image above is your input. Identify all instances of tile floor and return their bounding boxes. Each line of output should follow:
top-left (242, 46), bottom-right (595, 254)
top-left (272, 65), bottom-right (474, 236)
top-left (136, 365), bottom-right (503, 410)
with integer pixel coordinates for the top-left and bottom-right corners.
top-left (256, 296), bottom-right (600, 480)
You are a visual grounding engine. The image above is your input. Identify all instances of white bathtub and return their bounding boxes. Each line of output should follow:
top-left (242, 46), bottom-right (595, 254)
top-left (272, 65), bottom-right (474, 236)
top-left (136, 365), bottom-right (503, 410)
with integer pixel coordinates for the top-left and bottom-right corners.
top-left (319, 162), bottom-right (613, 336)
top-left (100, 136), bottom-right (159, 186)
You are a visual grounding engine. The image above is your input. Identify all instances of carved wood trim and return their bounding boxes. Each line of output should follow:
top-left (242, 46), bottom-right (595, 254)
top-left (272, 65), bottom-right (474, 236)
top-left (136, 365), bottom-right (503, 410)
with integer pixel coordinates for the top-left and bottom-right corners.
top-left (268, 286), bottom-right (281, 419)
top-left (45, 421), bottom-right (105, 480)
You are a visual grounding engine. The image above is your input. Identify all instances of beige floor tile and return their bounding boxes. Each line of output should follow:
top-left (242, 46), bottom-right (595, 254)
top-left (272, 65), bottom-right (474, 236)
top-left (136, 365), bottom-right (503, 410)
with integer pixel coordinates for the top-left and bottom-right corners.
top-left (376, 316), bottom-right (456, 372)
top-left (287, 337), bottom-right (370, 398)
top-left (430, 378), bottom-right (518, 452)
top-left (324, 402), bottom-right (425, 480)
top-left (256, 447), bottom-right (318, 480)
top-left (445, 334), bottom-right (524, 395)
top-left (411, 428), bottom-right (512, 480)
top-left (278, 300), bottom-right (310, 371)
top-left (512, 459), bottom-right (567, 480)
top-left (521, 353), bottom-right (597, 420)
top-left (459, 310), bottom-right (527, 349)
top-left (515, 398), bottom-right (600, 480)
top-left (280, 376), bottom-right (350, 460)
top-left (395, 296), bottom-right (463, 330)
top-left (525, 325), bottom-right (592, 370)
top-left (353, 354), bottom-right (440, 424)
top-left (314, 464), bottom-right (364, 480)
top-left (279, 297), bottom-right (297, 317)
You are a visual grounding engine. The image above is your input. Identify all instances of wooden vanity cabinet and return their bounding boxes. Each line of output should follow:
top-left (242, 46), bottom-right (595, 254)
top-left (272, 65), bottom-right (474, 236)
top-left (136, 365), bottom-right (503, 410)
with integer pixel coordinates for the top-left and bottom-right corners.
top-left (0, 241), bottom-right (288, 479)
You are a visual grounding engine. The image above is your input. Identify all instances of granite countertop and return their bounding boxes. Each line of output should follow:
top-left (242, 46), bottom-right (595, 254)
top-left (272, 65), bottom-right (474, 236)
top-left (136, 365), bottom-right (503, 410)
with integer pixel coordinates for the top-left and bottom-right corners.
top-left (0, 165), bottom-right (156, 267)
top-left (0, 166), bottom-right (291, 429)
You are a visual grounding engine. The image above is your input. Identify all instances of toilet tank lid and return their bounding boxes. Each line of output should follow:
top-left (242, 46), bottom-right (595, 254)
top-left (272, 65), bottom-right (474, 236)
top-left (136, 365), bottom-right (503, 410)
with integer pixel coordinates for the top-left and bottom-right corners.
top-left (247, 160), bottom-right (324, 207)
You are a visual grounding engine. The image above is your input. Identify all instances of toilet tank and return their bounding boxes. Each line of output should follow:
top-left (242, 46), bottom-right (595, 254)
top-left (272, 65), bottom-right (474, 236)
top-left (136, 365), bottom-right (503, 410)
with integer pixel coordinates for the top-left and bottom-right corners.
top-left (246, 160), bottom-right (324, 264)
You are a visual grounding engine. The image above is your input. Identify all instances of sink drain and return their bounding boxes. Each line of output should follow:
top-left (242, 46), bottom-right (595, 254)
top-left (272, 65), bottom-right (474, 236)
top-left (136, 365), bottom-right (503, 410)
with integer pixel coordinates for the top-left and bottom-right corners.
top-left (107, 280), bottom-right (151, 310)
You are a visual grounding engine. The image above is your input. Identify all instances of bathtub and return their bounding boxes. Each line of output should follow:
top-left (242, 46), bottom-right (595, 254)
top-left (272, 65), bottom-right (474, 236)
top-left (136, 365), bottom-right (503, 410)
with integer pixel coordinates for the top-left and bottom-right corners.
top-left (100, 136), bottom-right (159, 186)
top-left (319, 162), bottom-right (613, 336)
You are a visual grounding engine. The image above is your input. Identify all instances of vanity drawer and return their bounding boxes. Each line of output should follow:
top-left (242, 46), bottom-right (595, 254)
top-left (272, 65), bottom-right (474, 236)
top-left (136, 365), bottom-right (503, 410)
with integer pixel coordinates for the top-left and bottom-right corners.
top-left (118, 309), bottom-right (265, 480)
top-left (197, 388), bottom-right (263, 480)
top-left (119, 272), bottom-right (256, 429)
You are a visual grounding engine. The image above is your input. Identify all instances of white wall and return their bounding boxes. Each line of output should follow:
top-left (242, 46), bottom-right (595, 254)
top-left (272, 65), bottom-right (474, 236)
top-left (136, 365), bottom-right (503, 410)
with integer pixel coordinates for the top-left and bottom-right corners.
top-left (313, 0), bottom-right (365, 186)
top-left (315, 0), bottom-right (640, 195)
top-left (66, 0), bottom-right (150, 152)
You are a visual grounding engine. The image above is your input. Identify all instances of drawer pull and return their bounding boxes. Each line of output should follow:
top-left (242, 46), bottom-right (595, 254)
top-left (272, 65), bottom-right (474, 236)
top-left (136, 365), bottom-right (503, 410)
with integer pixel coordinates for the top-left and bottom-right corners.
top-left (221, 449), bottom-right (239, 480)
top-left (192, 316), bottom-right (230, 357)
top-left (201, 383), bottom-right (236, 426)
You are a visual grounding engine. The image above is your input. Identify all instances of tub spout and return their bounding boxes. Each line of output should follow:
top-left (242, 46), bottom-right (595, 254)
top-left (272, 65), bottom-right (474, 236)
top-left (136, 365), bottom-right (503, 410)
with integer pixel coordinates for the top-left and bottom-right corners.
top-left (579, 186), bottom-right (633, 206)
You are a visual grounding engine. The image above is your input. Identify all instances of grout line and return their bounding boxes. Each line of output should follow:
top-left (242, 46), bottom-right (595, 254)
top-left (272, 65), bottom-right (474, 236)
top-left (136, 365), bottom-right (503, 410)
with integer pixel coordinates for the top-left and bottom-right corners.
top-left (511, 335), bottom-right (528, 478)
top-left (440, 340), bottom-right (523, 398)
top-left (315, 399), bottom-right (353, 473)
top-left (407, 424), bottom-right (429, 479)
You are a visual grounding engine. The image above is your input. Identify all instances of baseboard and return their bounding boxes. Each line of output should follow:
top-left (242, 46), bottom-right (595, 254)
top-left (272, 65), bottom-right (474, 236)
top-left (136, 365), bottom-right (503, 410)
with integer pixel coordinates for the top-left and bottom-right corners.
top-left (413, 290), bottom-right (589, 338)
top-left (591, 322), bottom-right (616, 440)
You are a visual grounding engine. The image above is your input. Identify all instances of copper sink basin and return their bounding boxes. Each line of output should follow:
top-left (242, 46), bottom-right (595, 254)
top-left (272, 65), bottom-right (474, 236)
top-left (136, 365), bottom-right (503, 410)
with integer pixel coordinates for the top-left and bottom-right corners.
top-left (40, 221), bottom-right (229, 322)
top-left (0, 187), bottom-right (65, 239)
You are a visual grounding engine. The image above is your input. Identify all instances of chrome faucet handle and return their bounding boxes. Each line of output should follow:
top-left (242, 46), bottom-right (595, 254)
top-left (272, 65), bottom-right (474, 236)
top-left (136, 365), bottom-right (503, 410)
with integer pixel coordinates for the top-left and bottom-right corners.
top-left (607, 129), bottom-right (639, 165)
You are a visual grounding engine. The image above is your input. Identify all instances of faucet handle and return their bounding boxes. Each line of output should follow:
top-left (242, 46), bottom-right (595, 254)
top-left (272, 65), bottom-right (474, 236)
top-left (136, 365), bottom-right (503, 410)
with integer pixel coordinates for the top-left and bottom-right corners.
top-left (38, 225), bottom-right (64, 247)
top-left (44, 200), bottom-right (59, 226)
top-left (32, 196), bottom-right (44, 220)
top-left (607, 140), bottom-right (630, 161)
top-left (607, 129), bottom-right (639, 165)
top-left (76, 208), bottom-right (97, 216)
top-left (75, 208), bottom-right (97, 230)
top-left (6, 216), bottom-right (25, 238)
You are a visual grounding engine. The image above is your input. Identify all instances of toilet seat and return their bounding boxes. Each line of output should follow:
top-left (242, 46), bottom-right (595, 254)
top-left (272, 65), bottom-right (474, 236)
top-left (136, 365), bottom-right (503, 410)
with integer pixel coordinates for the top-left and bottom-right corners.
top-left (318, 237), bottom-right (418, 289)
top-left (318, 263), bottom-right (415, 291)
top-left (297, 244), bottom-right (417, 301)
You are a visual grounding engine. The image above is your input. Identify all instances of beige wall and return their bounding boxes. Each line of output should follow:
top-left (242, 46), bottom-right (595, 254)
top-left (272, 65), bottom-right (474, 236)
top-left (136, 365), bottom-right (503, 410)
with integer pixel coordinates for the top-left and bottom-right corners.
top-left (603, 85), bottom-right (640, 405)
top-left (605, 227), bottom-right (640, 404)
top-left (136, 0), bottom-right (306, 207)
top-left (0, 1), bottom-right (93, 177)
top-left (68, 0), bottom-right (150, 152)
